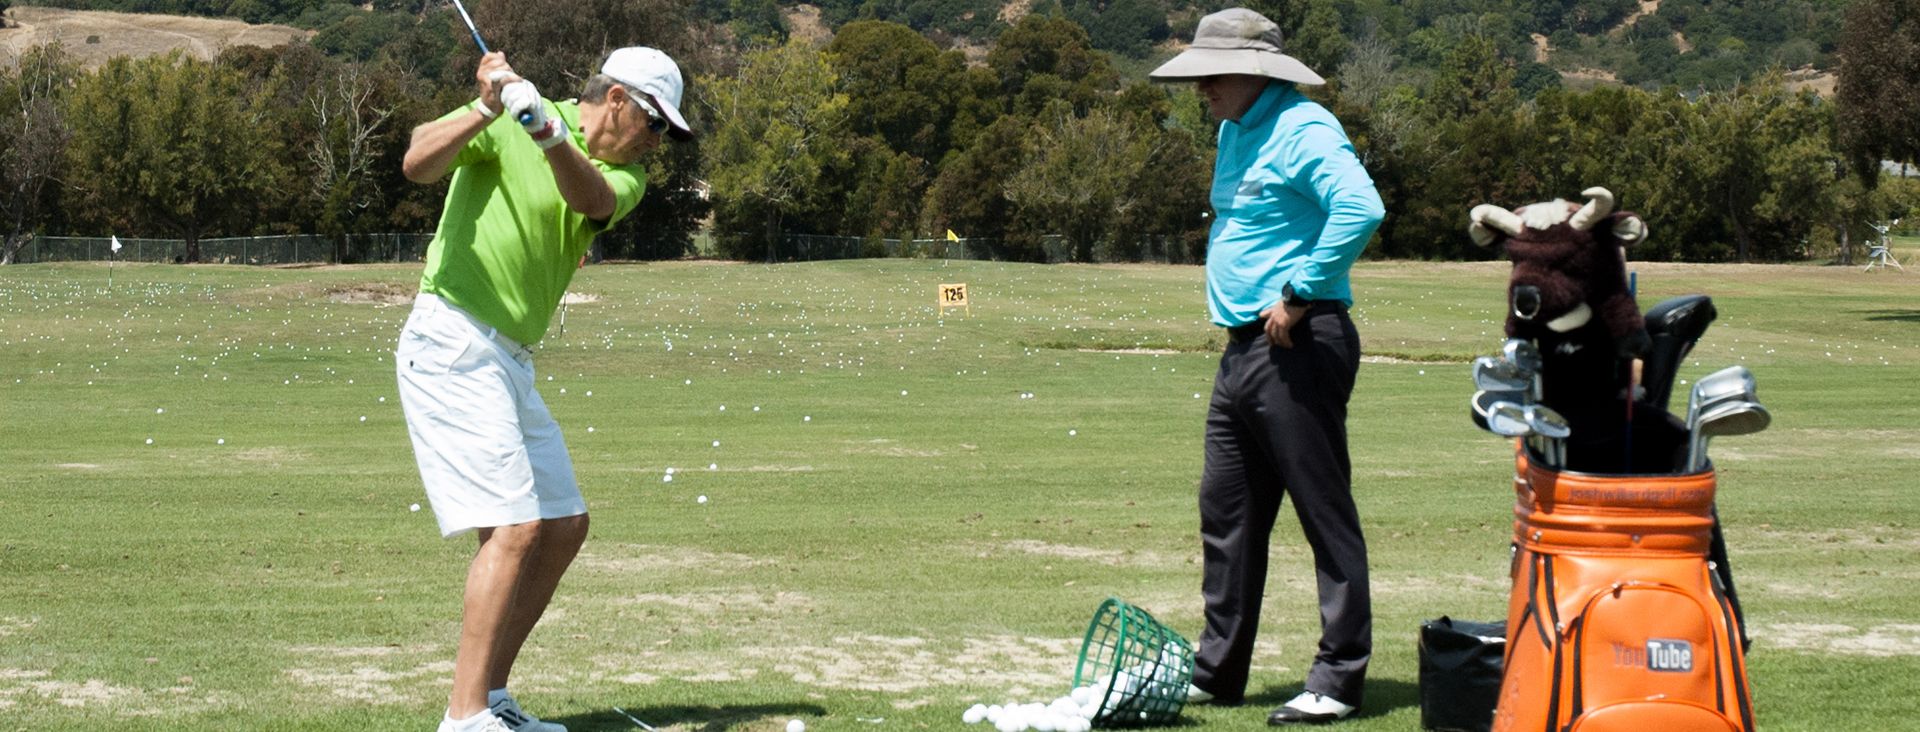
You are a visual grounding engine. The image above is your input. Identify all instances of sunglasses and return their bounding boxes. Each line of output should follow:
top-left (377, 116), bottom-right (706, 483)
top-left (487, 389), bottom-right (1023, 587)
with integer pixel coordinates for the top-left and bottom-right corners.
top-left (634, 94), bottom-right (671, 135)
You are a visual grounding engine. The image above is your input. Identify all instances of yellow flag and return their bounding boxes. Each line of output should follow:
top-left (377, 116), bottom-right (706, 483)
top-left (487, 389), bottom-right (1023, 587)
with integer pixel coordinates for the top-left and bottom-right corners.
top-left (946, 229), bottom-right (960, 242)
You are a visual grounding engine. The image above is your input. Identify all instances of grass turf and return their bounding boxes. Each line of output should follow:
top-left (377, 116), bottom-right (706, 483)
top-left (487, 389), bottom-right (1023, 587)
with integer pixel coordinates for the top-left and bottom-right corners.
top-left (1, 259), bottom-right (1916, 730)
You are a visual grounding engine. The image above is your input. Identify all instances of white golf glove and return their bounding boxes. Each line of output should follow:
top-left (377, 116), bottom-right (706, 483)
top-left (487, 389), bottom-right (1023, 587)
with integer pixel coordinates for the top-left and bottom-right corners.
top-left (501, 80), bottom-right (568, 150)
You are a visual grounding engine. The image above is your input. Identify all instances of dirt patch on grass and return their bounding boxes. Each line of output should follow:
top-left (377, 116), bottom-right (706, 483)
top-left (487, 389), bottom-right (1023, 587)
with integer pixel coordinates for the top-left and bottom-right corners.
top-left (1, 6), bottom-right (309, 69)
top-left (285, 644), bottom-right (420, 658)
top-left (743, 634), bottom-right (1079, 694)
top-left (284, 660), bottom-right (448, 704)
top-left (326, 283), bottom-right (414, 306)
top-left (1760, 623), bottom-right (1920, 657)
top-left (0, 618), bottom-right (35, 638)
top-left (990, 539), bottom-right (1186, 569)
top-left (845, 439), bottom-right (943, 458)
top-left (229, 447), bottom-right (310, 465)
top-left (573, 544), bottom-right (775, 574)
top-left (0, 668), bottom-right (138, 709)
top-left (617, 590), bottom-right (814, 615)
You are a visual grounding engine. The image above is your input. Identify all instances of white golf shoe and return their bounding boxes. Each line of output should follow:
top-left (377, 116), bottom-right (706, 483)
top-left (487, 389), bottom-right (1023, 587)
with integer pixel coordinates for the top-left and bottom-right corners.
top-left (1265, 692), bottom-right (1355, 725)
top-left (437, 713), bottom-right (515, 732)
top-left (489, 696), bottom-right (568, 732)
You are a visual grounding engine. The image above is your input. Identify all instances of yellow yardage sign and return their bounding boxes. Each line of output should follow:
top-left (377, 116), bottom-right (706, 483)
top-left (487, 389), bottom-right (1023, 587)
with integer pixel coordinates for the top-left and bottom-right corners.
top-left (938, 283), bottom-right (971, 316)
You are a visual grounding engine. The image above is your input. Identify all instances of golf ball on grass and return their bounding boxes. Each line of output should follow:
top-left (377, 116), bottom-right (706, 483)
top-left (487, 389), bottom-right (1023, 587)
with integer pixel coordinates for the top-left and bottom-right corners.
top-left (787, 720), bottom-right (806, 732)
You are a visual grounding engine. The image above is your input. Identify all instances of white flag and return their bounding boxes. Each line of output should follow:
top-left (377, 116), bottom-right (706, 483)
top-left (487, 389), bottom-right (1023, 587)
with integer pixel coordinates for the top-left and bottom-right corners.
top-left (110, 235), bottom-right (123, 253)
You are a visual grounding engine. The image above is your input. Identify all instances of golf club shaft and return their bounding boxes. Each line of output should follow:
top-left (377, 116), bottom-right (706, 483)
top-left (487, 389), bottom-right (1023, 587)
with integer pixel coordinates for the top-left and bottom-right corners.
top-left (450, 0), bottom-right (489, 53)
top-left (448, 0), bottom-right (536, 125)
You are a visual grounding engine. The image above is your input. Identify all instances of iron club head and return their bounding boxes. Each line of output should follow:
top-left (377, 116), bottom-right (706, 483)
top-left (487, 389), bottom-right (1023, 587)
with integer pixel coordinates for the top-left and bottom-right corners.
top-left (1473, 356), bottom-right (1532, 392)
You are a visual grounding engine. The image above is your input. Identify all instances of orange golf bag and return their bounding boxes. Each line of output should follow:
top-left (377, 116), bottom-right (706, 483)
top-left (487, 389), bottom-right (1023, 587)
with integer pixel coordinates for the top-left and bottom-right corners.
top-left (1492, 448), bottom-right (1755, 732)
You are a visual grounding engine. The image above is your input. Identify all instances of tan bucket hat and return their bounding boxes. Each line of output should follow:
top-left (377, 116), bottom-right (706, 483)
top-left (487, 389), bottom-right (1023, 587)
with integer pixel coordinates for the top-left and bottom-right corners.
top-left (1148, 8), bottom-right (1324, 86)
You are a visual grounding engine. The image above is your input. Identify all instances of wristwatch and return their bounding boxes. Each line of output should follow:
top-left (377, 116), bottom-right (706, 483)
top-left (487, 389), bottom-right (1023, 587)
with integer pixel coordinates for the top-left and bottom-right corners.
top-left (1282, 282), bottom-right (1310, 308)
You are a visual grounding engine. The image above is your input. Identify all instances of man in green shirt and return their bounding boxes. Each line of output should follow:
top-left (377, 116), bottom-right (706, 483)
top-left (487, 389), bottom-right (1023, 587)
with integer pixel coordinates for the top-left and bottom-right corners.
top-left (396, 46), bottom-right (692, 732)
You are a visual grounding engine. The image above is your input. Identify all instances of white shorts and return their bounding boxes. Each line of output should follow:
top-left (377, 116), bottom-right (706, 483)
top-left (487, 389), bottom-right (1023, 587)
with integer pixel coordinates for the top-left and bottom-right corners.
top-left (395, 293), bottom-right (585, 537)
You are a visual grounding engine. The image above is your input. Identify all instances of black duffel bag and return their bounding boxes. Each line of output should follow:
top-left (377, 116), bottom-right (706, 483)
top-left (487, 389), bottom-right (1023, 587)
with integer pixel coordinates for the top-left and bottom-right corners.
top-left (1418, 616), bottom-right (1506, 732)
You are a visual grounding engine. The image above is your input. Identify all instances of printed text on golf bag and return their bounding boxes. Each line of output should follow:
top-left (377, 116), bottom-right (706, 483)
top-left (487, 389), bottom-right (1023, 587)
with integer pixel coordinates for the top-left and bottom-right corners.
top-left (1493, 451), bottom-right (1755, 732)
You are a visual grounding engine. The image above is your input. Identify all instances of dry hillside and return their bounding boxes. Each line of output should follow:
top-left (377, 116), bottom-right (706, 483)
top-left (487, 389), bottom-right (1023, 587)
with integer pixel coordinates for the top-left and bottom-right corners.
top-left (0, 6), bottom-right (308, 69)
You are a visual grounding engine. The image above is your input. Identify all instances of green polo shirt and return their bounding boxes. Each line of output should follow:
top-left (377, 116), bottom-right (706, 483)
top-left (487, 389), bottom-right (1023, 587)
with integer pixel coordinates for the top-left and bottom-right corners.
top-left (419, 98), bottom-right (647, 345)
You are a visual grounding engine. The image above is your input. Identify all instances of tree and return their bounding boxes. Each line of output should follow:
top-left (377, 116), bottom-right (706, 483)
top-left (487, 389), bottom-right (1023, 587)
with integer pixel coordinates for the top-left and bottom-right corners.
top-left (1238, 0), bottom-right (1350, 75)
top-left (467, 0), bottom-right (710, 95)
top-left (62, 53), bottom-right (289, 262)
top-left (825, 20), bottom-right (966, 164)
top-left (985, 14), bottom-right (1117, 116)
top-left (1, 45), bottom-right (77, 265)
top-left (1836, 0), bottom-right (1920, 183)
top-left (922, 114), bottom-right (1030, 257)
top-left (1004, 103), bottom-right (1160, 261)
top-left (701, 37), bottom-right (848, 260)
top-left (301, 60), bottom-right (399, 260)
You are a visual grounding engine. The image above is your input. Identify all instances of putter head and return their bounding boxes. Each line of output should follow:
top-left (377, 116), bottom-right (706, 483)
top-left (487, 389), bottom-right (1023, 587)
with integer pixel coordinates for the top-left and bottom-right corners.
top-left (1473, 356), bottom-right (1531, 392)
top-left (1470, 388), bottom-right (1526, 431)
top-left (1502, 338), bottom-right (1542, 378)
top-left (1487, 401), bottom-right (1533, 438)
top-left (1525, 404), bottom-right (1572, 440)
top-left (1698, 400), bottom-right (1771, 438)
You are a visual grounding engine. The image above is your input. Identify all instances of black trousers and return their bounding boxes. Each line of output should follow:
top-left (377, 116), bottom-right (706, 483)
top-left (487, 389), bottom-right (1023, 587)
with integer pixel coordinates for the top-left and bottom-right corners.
top-left (1192, 302), bottom-right (1371, 707)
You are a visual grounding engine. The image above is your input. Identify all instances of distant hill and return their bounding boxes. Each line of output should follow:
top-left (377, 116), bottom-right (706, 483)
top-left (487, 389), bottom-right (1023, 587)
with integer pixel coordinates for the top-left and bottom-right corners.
top-left (0, 5), bottom-right (307, 69)
top-left (2, 0), bottom-right (1848, 95)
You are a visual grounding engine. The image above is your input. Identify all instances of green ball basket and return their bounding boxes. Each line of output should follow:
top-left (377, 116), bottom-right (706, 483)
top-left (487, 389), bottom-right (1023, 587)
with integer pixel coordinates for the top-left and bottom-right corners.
top-left (1072, 597), bottom-right (1195, 728)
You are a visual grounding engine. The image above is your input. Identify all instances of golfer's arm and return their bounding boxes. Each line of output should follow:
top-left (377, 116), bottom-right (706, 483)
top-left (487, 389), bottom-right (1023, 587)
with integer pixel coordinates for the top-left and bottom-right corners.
top-left (544, 145), bottom-right (617, 222)
top-left (402, 109), bottom-right (491, 184)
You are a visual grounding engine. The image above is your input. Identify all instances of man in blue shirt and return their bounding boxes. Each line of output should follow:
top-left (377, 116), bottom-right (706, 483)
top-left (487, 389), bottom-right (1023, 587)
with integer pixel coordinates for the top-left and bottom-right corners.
top-left (1151, 8), bottom-right (1386, 725)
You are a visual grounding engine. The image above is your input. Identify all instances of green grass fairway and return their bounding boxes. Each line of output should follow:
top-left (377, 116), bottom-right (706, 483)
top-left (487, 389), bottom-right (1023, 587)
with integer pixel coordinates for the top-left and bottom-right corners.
top-left (3, 260), bottom-right (1916, 731)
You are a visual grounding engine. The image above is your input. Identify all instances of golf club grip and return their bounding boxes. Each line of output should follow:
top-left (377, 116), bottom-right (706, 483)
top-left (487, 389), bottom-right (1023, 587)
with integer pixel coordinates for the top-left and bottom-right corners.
top-left (518, 110), bottom-right (535, 125)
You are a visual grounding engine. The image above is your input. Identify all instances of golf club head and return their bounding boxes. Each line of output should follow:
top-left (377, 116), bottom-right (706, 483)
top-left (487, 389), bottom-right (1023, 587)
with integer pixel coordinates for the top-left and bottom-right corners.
top-left (1470, 388), bottom-right (1526, 431)
top-left (1698, 400), bottom-right (1771, 438)
top-left (1487, 401), bottom-right (1533, 438)
top-left (1502, 338), bottom-right (1543, 378)
top-left (1687, 365), bottom-right (1756, 426)
top-left (1525, 404), bottom-right (1572, 440)
top-left (1639, 295), bottom-right (1717, 411)
top-left (1688, 400), bottom-right (1771, 471)
top-left (1473, 356), bottom-right (1531, 392)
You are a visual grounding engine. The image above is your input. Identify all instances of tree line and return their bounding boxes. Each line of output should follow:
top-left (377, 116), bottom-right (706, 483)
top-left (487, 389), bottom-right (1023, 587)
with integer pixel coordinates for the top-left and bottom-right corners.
top-left (3, 0), bottom-right (1916, 265)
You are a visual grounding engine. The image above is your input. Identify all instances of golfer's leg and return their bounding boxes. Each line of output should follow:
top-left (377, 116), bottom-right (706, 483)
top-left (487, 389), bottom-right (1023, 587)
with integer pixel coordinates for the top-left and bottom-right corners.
top-left (1193, 346), bottom-right (1284, 703)
top-left (483, 375), bottom-right (590, 690)
top-left (488, 513), bottom-right (589, 690)
top-left (1255, 307), bottom-right (1370, 706)
top-left (450, 521), bottom-right (541, 718)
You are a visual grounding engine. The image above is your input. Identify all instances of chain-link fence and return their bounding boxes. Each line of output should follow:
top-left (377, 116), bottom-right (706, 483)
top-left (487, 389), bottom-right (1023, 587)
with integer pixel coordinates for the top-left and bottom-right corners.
top-left (762, 234), bottom-right (1201, 265)
top-left (8, 234), bottom-right (434, 265)
top-left (8, 231), bottom-right (1202, 265)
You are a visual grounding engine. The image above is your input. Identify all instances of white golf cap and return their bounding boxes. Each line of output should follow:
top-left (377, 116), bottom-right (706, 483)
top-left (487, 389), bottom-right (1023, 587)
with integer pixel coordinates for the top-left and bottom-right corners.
top-left (602, 46), bottom-right (694, 140)
top-left (1148, 8), bottom-right (1324, 86)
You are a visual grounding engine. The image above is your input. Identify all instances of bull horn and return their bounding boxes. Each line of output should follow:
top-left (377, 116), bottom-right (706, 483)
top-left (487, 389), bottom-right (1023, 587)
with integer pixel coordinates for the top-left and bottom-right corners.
top-left (1568, 187), bottom-right (1614, 231)
top-left (1469, 204), bottom-right (1523, 246)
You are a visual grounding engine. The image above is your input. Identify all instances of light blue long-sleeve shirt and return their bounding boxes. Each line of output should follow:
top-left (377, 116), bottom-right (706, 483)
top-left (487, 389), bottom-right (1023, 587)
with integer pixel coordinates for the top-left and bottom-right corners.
top-left (1207, 82), bottom-right (1385, 327)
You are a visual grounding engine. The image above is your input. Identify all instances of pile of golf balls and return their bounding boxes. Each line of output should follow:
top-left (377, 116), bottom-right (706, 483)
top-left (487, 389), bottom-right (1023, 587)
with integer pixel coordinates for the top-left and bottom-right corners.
top-left (961, 684), bottom-right (1105, 732)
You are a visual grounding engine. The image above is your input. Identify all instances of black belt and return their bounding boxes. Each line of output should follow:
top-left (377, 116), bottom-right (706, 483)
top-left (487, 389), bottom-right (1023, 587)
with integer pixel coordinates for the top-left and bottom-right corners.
top-left (1225, 301), bottom-right (1339, 343)
top-left (1227, 321), bottom-right (1266, 343)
